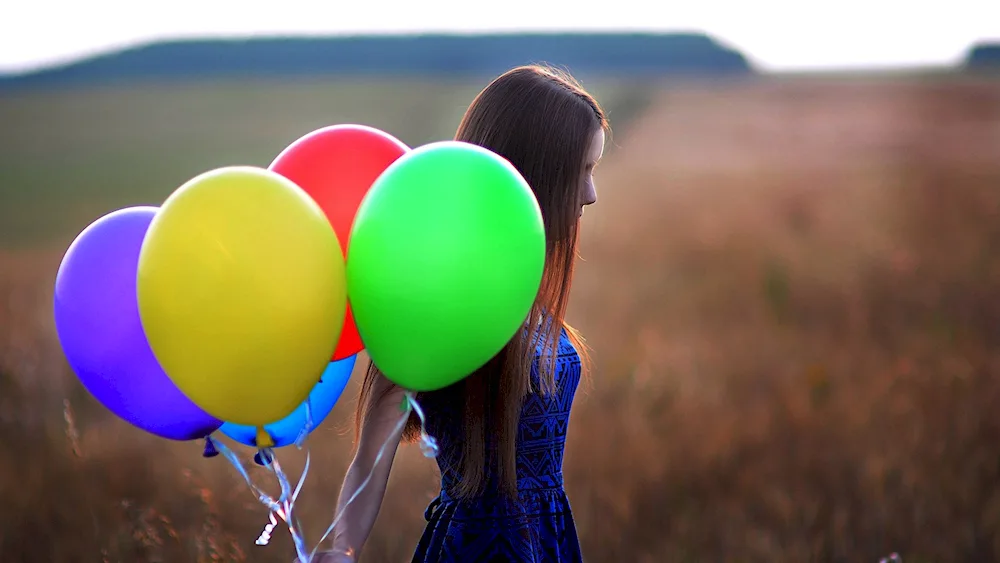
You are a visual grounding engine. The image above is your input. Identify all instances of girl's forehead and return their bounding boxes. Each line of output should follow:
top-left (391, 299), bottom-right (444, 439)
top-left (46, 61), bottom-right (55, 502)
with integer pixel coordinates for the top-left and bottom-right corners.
top-left (589, 129), bottom-right (606, 160)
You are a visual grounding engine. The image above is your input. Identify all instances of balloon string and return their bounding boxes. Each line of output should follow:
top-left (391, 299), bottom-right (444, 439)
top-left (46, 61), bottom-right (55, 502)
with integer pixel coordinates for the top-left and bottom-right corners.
top-left (208, 435), bottom-right (280, 510)
top-left (406, 391), bottom-right (439, 458)
top-left (309, 390), bottom-right (438, 560)
top-left (262, 448), bottom-right (311, 562)
top-left (207, 435), bottom-right (311, 562)
top-left (295, 399), bottom-right (315, 450)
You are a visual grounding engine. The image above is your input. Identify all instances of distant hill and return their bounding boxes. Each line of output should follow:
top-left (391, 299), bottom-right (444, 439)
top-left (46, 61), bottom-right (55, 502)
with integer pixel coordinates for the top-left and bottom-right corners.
top-left (966, 42), bottom-right (1000, 71)
top-left (0, 33), bottom-right (752, 91)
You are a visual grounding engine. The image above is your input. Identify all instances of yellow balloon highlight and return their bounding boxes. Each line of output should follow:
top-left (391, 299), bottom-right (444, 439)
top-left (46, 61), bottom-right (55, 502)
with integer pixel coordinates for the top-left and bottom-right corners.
top-left (137, 166), bottom-right (346, 427)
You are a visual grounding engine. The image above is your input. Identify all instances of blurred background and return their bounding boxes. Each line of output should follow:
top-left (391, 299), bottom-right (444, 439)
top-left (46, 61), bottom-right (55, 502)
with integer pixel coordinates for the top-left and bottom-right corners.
top-left (2, 1), bottom-right (1000, 562)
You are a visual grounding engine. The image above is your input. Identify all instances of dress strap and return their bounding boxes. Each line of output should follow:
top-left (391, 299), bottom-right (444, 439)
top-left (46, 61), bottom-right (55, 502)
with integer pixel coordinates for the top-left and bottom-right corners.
top-left (424, 496), bottom-right (446, 521)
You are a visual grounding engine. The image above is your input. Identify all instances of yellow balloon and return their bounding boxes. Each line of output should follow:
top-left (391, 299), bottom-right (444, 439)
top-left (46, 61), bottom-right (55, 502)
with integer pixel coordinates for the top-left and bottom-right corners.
top-left (137, 166), bottom-right (346, 428)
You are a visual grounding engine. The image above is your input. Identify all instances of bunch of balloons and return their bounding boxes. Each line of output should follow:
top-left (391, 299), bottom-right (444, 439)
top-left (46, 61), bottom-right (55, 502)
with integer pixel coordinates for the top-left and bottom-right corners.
top-left (53, 123), bottom-right (547, 456)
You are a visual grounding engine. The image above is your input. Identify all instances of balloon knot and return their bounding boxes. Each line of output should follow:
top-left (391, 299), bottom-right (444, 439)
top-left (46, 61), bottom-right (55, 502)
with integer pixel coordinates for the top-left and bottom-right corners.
top-left (202, 437), bottom-right (219, 458)
top-left (255, 426), bottom-right (275, 449)
top-left (254, 449), bottom-right (274, 467)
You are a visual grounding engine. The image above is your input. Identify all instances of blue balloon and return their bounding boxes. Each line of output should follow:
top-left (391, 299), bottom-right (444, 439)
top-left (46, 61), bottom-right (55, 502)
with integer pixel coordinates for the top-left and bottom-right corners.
top-left (220, 354), bottom-right (357, 448)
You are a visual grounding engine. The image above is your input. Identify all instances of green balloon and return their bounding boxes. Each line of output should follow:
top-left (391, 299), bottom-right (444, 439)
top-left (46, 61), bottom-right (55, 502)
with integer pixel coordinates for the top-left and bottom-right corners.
top-left (346, 141), bottom-right (545, 391)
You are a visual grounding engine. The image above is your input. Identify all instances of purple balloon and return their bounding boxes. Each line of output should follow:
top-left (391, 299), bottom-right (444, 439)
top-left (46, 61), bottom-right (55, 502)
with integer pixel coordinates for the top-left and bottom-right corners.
top-left (54, 206), bottom-right (222, 441)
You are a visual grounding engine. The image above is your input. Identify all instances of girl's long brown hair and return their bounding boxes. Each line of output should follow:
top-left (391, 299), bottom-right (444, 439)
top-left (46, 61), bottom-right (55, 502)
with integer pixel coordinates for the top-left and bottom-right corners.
top-left (354, 64), bottom-right (609, 500)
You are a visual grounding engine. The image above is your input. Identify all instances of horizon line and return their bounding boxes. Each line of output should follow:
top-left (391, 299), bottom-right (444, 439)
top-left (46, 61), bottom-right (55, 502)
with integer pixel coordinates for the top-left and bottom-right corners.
top-left (1, 29), bottom-right (992, 78)
top-left (0, 29), bottom-right (737, 78)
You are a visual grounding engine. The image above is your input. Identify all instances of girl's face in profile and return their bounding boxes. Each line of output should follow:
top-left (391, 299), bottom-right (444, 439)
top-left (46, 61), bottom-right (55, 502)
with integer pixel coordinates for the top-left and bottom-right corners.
top-left (579, 128), bottom-right (605, 217)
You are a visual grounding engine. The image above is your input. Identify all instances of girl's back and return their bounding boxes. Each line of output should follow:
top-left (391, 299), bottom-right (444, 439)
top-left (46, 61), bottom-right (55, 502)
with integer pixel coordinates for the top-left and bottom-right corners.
top-left (413, 327), bottom-right (583, 562)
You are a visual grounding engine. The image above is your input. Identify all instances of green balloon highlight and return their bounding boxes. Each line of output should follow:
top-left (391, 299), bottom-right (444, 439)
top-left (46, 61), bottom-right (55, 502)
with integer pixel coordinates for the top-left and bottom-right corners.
top-left (346, 141), bottom-right (546, 391)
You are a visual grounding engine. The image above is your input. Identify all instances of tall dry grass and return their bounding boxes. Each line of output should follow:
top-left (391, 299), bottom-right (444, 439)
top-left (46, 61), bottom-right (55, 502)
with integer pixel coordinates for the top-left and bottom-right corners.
top-left (2, 75), bottom-right (999, 562)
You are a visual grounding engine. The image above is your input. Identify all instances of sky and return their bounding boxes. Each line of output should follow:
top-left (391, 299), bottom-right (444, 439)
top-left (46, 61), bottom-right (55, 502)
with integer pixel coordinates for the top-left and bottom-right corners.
top-left (2, 0), bottom-right (999, 74)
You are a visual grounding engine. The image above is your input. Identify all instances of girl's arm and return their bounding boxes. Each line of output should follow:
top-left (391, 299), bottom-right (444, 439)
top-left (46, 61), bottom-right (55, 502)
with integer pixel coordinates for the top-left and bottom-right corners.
top-left (317, 373), bottom-right (407, 561)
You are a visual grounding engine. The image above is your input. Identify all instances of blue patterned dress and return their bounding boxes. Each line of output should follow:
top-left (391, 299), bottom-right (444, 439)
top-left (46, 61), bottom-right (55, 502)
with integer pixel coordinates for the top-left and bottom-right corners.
top-left (411, 328), bottom-right (584, 562)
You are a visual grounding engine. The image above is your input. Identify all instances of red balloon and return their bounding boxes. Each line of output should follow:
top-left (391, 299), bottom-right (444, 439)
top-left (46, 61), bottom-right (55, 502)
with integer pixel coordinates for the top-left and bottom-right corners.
top-left (269, 124), bottom-right (409, 361)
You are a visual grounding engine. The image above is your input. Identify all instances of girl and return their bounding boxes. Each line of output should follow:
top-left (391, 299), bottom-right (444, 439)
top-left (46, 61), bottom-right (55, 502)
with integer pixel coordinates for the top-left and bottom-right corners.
top-left (316, 64), bottom-right (608, 562)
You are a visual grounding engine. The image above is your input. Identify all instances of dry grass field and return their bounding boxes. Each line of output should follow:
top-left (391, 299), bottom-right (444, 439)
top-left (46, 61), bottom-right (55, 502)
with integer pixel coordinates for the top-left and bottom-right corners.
top-left (1, 73), bottom-right (999, 562)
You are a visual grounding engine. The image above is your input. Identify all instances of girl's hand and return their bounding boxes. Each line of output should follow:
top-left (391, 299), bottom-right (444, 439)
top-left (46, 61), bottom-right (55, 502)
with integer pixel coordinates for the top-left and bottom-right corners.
top-left (316, 552), bottom-right (356, 563)
top-left (298, 370), bottom-right (404, 563)
top-left (294, 549), bottom-right (356, 563)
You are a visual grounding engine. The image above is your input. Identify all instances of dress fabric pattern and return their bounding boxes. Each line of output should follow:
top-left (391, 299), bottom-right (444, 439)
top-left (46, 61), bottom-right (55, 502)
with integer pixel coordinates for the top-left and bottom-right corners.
top-left (411, 328), bottom-right (584, 563)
